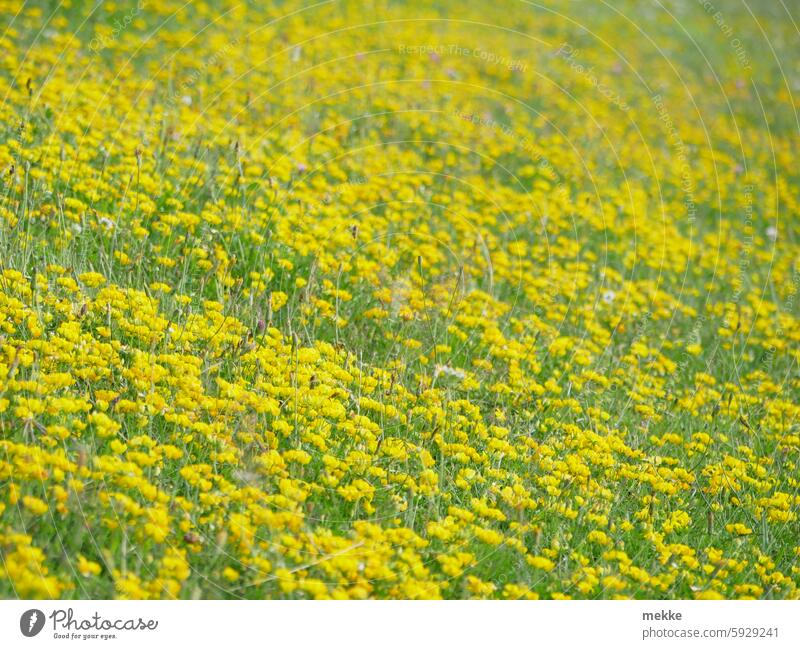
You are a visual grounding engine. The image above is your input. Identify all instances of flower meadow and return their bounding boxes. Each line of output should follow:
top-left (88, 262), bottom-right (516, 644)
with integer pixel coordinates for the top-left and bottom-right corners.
top-left (0, 0), bottom-right (798, 600)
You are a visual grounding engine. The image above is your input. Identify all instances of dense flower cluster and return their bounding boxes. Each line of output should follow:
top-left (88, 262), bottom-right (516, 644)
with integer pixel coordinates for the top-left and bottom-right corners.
top-left (0, 0), bottom-right (798, 599)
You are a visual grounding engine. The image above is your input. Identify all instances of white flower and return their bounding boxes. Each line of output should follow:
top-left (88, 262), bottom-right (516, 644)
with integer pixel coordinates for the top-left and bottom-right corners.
top-left (181, 95), bottom-right (192, 106)
top-left (98, 217), bottom-right (115, 230)
top-left (766, 225), bottom-right (778, 241)
top-left (434, 364), bottom-right (466, 380)
top-left (602, 289), bottom-right (616, 304)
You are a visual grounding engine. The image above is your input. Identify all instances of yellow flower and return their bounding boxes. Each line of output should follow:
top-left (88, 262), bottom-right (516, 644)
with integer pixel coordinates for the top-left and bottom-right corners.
top-left (587, 530), bottom-right (612, 547)
top-left (526, 556), bottom-right (555, 572)
top-left (725, 523), bottom-right (753, 536)
top-left (22, 496), bottom-right (49, 516)
top-left (77, 555), bottom-right (102, 577)
top-left (222, 567), bottom-right (240, 582)
top-left (270, 291), bottom-right (289, 311)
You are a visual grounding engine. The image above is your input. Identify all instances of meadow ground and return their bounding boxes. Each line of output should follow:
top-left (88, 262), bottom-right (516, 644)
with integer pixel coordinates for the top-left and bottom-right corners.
top-left (0, 0), bottom-right (798, 599)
